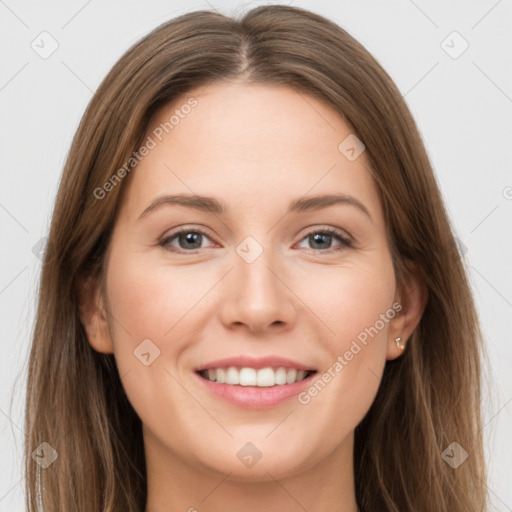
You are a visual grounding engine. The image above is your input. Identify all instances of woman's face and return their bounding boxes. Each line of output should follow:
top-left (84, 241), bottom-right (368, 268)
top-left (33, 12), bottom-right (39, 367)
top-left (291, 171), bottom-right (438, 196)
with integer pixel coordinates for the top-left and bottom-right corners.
top-left (84, 81), bottom-right (416, 481)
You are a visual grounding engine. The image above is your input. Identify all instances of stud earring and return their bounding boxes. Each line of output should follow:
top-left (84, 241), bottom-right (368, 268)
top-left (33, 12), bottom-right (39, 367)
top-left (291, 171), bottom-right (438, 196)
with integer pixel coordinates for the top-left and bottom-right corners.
top-left (395, 337), bottom-right (404, 349)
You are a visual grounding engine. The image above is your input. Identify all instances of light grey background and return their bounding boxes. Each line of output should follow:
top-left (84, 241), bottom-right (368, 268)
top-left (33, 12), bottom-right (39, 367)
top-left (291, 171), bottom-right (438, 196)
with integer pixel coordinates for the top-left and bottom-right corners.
top-left (1, 0), bottom-right (511, 510)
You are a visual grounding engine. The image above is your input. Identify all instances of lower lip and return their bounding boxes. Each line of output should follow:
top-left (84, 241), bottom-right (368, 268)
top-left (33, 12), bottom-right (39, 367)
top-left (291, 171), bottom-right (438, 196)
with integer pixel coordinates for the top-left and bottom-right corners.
top-left (194, 371), bottom-right (316, 409)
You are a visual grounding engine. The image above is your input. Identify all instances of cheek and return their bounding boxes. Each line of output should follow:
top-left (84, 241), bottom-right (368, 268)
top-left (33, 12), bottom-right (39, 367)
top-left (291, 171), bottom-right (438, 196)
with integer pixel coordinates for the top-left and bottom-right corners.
top-left (293, 256), bottom-right (396, 420)
top-left (103, 250), bottom-right (212, 443)
top-left (304, 257), bottom-right (396, 354)
top-left (106, 248), bottom-right (208, 343)
top-left (103, 244), bottom-right (206, 388)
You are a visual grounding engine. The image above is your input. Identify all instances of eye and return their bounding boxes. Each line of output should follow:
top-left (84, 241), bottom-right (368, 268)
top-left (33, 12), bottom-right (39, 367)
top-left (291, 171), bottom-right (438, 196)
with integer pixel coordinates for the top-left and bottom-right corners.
top-left (160, 227), bottom-right (216, 253)
top-left (159, 226), bottom-right (354, 255)
top-left (295, 227), bottom-right (353, 254)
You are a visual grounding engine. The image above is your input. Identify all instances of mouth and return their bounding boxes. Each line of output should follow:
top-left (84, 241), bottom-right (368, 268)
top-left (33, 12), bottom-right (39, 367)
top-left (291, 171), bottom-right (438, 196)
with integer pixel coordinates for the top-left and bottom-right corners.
top-left (196, 366), bottom-right (317, 387)
top-left (194, 364), bottom-right (318, 409)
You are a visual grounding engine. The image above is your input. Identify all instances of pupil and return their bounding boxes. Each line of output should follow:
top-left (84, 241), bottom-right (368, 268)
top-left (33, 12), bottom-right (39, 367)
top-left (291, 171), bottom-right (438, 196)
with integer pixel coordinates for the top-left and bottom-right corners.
top-left (310, 233), bottom-right (331, 249)
top-left (180, 232), bottom-right (201, 249)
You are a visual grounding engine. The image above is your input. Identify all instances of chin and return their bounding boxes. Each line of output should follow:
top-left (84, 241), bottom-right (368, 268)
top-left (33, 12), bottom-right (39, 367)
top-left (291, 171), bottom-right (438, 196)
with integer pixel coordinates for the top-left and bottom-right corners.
top-left (191, 437), bottom-right (317, 482)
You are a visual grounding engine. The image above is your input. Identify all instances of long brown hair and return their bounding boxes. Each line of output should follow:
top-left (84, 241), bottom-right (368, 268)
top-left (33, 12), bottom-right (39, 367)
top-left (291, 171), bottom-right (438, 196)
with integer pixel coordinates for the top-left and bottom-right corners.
top-left (24, 5), bottom-right (490, 511)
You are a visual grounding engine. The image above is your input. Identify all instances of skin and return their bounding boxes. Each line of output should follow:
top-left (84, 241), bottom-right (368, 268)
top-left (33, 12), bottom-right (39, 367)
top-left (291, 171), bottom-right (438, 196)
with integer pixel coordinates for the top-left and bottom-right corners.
top-left (79, 81), bottom-right (427, 512)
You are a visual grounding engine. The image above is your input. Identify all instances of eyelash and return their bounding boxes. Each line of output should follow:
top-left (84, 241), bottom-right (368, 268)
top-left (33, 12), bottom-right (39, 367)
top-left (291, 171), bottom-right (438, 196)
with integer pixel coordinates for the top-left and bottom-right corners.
top-left (159, 226), bottom-right (354, 255)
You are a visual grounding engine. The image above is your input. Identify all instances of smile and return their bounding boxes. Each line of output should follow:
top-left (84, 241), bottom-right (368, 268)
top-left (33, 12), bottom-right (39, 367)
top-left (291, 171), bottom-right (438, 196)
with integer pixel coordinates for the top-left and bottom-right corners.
top-left (194, 367), bottom-right (318, 409)
top-left (197, 366), bottom-right (316, 387)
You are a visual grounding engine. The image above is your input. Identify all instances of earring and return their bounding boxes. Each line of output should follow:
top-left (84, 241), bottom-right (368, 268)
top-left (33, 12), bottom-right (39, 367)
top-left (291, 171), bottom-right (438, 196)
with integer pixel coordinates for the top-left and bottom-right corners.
top-left (395, 337), bottom-right (404, 349)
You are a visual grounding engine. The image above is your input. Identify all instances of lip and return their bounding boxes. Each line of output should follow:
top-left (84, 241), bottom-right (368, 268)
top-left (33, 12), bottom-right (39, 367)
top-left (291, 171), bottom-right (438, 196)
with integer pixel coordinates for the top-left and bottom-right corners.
top-left (193, 370), bottom-right (317, 409)
top-left (194, 355), bottom-right (316, 372)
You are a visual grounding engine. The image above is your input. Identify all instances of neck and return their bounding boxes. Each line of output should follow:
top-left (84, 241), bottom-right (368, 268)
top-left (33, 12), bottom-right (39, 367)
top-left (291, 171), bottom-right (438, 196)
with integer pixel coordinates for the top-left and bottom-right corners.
top-left (143, 428), bottom-right (359, 512)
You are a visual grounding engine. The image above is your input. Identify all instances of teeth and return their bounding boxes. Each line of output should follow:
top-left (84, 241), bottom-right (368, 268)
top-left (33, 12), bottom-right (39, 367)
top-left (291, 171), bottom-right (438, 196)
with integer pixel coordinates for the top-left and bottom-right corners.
top-left (286, 368), bottom-right (297, 384)
top-left (296, 370), bottom-right (307, 382)
top-left (226, 366), bottom-right (239, 384)
top-left (216, 368), bottom-right (226, 384)
top-left (240, 367), bottom-right (257, 386)
top-left (256, 368), bottom-right (274, 387)
top-left (200, 366), bottom-right (313, 386)
top-left (275, 367), bottom-right (287, 385)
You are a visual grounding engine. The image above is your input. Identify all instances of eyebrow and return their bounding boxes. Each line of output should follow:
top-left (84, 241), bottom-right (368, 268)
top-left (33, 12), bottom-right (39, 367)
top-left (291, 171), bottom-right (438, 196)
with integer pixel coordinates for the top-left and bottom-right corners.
top-left (137, 193), bottom-right (372, 222)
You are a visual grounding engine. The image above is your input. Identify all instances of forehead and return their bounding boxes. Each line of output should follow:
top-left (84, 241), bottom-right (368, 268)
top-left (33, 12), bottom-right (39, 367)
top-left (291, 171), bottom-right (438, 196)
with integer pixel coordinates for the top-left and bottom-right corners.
top-left (119, 81), bottom-right (383, 226)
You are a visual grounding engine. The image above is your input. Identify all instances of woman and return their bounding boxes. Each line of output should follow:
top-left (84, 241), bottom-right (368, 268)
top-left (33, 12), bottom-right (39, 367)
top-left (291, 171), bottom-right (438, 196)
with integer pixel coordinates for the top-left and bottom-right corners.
top-left (25, 4), bottom-right (489, 511)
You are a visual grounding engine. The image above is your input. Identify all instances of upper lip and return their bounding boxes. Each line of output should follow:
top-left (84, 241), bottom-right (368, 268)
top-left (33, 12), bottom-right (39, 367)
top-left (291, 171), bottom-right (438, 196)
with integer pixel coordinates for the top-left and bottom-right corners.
top-left (194, 355), bottom-right (317, 372)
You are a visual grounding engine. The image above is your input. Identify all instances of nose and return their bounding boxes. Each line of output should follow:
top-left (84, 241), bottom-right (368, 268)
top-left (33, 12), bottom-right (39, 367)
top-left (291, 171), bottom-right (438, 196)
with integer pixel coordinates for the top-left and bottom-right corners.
top-left (218, 244), bottom-right (297, 335)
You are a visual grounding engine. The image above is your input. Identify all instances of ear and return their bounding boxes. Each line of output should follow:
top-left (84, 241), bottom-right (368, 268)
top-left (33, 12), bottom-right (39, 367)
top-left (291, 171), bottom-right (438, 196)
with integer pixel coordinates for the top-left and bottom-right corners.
top-left (386, 260), bottom-right (428, 360)
top-left (76, 272), bottom-right (114, 354)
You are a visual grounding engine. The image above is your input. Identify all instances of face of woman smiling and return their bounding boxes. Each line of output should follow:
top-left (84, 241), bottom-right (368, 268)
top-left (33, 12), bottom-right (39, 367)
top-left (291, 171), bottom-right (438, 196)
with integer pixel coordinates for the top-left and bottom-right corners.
top-left (81, 80), bottom-right (425, 510)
